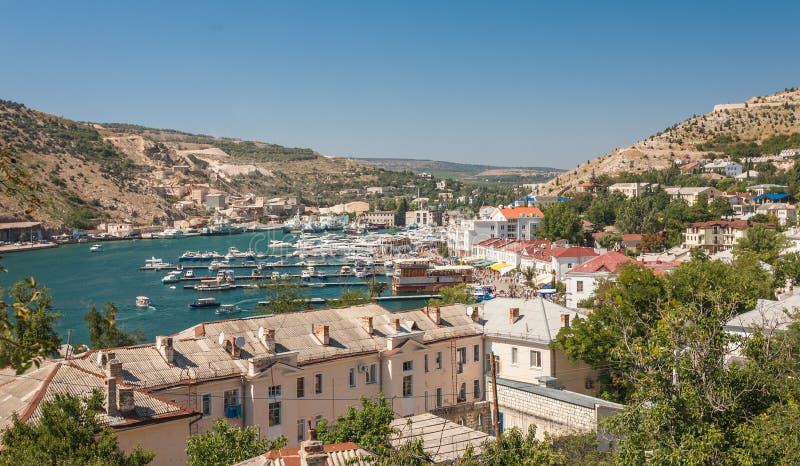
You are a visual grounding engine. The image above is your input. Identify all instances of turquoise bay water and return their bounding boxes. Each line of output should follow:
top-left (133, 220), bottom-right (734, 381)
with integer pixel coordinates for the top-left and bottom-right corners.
top-left (0, 232), bottom-right (418, 347)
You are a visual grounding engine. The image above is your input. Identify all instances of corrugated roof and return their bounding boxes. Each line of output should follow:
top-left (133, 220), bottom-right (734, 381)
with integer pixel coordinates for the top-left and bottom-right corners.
top-left (390, 413), bottom-right (490, 464)
top-left (481, 297), bottom-right (581, 343)
top-left (234, 442), bottom-right (373, 466)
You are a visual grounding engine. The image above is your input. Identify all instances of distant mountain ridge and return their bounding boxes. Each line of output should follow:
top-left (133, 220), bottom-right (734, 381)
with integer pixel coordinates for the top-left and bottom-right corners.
top-left (355, 157), bottom-right (564, 182)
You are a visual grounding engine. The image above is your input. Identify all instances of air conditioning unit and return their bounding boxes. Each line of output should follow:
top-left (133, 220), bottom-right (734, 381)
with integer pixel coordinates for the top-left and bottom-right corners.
top-left (358, 364), bottom-right (369, 373)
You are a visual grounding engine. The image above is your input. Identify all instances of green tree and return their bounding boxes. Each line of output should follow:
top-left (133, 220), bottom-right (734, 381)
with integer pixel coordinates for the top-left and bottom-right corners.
top-left (328, 289), bottom-right (371, 308)
top-left (367, 276), bottom-right (388, 298)
top-left (186, 418), bottom-right (286, 466)
top-left (459, 426), bottom-right (565, 465)
top-left (615, 196), bottom-right (661, 234)
top-left (709, 196), bottom-right (734, 218)
top-left (539, 203), bottom-right (583, 243)
top-left (584, 193), bottom-right (623, 228)
top-left (521, 267), bottom-right (536, 288)
top-left (429, 285), bottom-right (475, 306)
top-left (84, 302), bottom-right (145, 349)
top-left (734, 223), bottom-right (788, 264)
top-left (775, 251), bottom-right (800, 286)
top-left (0, 277), bottom-right (62, 374)
top-left (316, 394), bottom-right (395, 455)
top-left (257, 278), bottom-right (306, 314)
top-left (0, 391), bottom-right (154, 466)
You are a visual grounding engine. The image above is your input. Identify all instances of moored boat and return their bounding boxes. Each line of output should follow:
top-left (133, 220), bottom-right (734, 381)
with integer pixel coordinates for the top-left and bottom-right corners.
top-left (135, 296), bottom-right (151, 307)
top-left (189, 297), bottom-right (220, 308)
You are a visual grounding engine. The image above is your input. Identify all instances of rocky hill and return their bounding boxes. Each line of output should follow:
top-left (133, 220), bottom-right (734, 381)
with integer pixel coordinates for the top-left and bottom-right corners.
top-left (0, 100), bottom-right (381, 230)
top-left (539, 88), bottom-right (800, 195)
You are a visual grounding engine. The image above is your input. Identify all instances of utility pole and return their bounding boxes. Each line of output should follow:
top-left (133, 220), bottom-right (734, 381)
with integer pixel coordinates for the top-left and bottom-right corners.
top-left (490, 351), bottom-right (500, 441)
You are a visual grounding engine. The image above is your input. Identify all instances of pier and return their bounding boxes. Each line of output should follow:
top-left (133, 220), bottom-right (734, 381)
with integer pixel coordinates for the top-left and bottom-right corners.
top-left (140, 260), bottom-right (385, 271)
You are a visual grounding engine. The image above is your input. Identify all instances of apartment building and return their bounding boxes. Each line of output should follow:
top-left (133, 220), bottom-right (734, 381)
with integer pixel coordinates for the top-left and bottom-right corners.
top-left (682, 219), bottom-right (754, 253)
top-left (663, 186), bottom-right (722, 206)
top-left (607, 183), bottom-right (651, 198)
top-left (563, 251), bottom-right (636, 308)
top-left (360, 210), bottom-right (396, 228)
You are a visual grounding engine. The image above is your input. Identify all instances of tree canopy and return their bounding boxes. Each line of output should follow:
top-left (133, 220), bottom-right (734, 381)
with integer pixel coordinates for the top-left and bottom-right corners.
top-left (186, 418), bottom-right (285, 466)
top-left (84, 302), bottom-right (145, 349)
top-left (0, 391), bottom-right (154, 466)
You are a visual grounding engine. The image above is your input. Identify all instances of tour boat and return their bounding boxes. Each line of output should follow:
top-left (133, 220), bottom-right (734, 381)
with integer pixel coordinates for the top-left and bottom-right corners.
top-left (215, 304), bottom-right (242, 315)
top-left (194, 279), bottom-right (233, 292)
top-left (143, 257), bottom-right (171, 270)
top-left (189, 297), bottom-right (221, 308)
top-left (135, 296), bottom-right (151, 307)
top-left (392, 259), bottom-right (474, 293)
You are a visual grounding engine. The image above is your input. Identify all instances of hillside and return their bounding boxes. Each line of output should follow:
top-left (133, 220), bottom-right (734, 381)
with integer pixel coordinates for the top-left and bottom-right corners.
top-left (356, 157), bottom-right (563, 183)
top-left (539, 88), bottom-right (800, 195)
top-left (0, 101), bottom-right (383, 230)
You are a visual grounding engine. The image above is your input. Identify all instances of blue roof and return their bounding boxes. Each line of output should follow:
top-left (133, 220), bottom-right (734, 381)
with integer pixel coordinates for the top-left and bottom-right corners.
top-left (754, 193), bottom-right (790, 201)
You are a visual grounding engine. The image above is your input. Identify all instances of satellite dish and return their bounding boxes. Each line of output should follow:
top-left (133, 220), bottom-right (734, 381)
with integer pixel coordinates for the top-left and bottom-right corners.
top-left (466, 307), bottom-right (474, 317)
top-left (218, 332), bottom-right (226, 345)
top-left (235, 336), bottom-right (245, 348)
top-left (257, 326), bottom-right (264, 339)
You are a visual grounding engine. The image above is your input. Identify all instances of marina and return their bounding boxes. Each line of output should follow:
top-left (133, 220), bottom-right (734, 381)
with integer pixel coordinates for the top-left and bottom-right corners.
top-left (0, 228), bottom-right (455, 345)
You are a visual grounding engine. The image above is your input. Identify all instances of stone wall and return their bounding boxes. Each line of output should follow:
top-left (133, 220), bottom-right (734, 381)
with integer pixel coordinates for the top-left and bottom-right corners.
top-left (487, 378), bottom-right (622, 446)
top-left (430, 400), bottom-right (492, 434)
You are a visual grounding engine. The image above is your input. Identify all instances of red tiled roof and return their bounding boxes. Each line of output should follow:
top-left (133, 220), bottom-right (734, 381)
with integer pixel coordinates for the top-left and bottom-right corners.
top-left (679, 161), bottom-right (699, 170)
top-left (568, 251), bottom-right (635, 274)
top-left (578, 181), bottom-right (601, 187)
top-left (264, 442), bottom-right (363, 463)
top-left (550, 247), bottom-right (599, 259)
top-left (688, 219), bottom-right (753, 230)
top-left (621, 234), bottom-right (642, 241)
top-left (497, 206), bottom-right (544, 220)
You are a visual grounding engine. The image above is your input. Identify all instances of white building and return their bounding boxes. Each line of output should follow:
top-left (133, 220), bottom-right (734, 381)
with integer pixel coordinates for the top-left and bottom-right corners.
top-left (663, 186), bottom-right (722, 206)
top-left (607, 183), bottom-right (651, 198)
top-left (479, 297), bottom-right (597, 395)
top-left (563, 251), bottom-right (636, 308)
top-left (755, 203), bottom-right (797, 225)
top-left (703, 160), bottom-right (742, 177)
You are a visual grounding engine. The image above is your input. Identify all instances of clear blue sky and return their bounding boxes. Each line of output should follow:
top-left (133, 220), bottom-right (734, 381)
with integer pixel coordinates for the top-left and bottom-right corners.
top-left (1, 1), bottom-right (798, 169)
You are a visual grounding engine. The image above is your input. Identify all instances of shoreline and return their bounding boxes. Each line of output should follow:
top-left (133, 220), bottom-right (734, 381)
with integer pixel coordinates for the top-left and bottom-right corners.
top-left (0, 242), bottom-right (59, 254)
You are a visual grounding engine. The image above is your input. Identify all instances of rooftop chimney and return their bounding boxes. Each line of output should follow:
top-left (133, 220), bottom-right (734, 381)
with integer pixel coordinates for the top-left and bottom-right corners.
top-left (300, 421), bottom-right (328, 466)
top-left (118, 388), bottom-right (135, 414)
top-left (390, 318), bottom-right (401, 332)
top-left (312, 324), bottom-right (330, 346)
top-left (361, 316), bottom-right (374, 335)
top-left (105, 377), bottom-right (117, 416)
top-left (225, 335), bottom-right (241, 358)
top-left (509, 307), bottom-right (520, 324)
top-left (259, 327), bottom-right (276, 353)
top-left (560, 313), bottom-right (570, 328)
top-left (107, 358), bottom-right (123, 380)
top-left (427, 307), bottom-right (441, 325)
top-left (156, 336), bottom-right (175, 364)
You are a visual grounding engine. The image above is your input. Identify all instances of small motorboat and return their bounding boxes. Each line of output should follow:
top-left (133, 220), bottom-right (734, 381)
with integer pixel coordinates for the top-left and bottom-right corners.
top-left (189, 297), bottom-right (221, 308)
top-left (271, 271), bottom-right (281, 280)
top-left (316, 271), bottom-right (328, 280)
top-left (215, 304), bottom-right (242, 315)
top-left (184, 269), bottom-right (195, 278)
top-left (136, 296), bottom-right (151, 307)
top-left (300, 269), bottom-right (313, 281)
top-left (161, 272), bottom-right (181, 284)
top-left (89, 244), bottom-right (103, 252)
top-left (341, 265), bottom-right (352, 274)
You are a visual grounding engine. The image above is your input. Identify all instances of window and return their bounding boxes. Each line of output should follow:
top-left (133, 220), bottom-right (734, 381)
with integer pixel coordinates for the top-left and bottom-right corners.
top-left (268, 401), bottom-right (281, 426)
top-left (424, 354), bottom-right (429, 372)
top-left (435, 351), bottom-right (442, 370)
top-left (511, 347), bottom-right (518, 365)
top-left (424, 391), bottom-right (429, 410)
top-left (530, 350), bottom-right (541, 368)
top-left (402, 360), bottom-right (413, 371)
top-left (201, 394), bottom-right (211, 415)
top-left (436, 387), bottom-right (443, 408)
top-left (458, 382), bottom-right (466, 402)
top-left (576, 280), bottom-right (584, 292)
top-left (473, 345), bottom-right (480, 362)
top-left (297, 419), bottom-right (306, 442)
top-left (457, 347), bottom-right (467, 364)
top-left (366, 363), bottom-right (377, 384)
top-left (403, 375), bottom-right (413, 397)
top-left (473, 379), bottom-right (480, 399)
top-left (315, 373), bottom-right (323, 394)
top-left (268, 384), bottom-right (282, 398)
top-left (349, 368), bottom-right (357, 388)
top-left (297, 377), bottom-right (305, 398)
top-left (223, 389), bottom-right (239, 411)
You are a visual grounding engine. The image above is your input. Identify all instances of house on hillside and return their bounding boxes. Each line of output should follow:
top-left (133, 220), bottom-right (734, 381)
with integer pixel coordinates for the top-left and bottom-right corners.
top-left (755, 203), bottom-right (796, 225)
top-left (563, 251), bottom-right (636, 308)
top-left (574, 181), bottom-right (602, 194)
top-left (682, 219), bottom-right (754, 253)
top-left (607, 183), bottom-right (651, 198)
top-left (703, 160), bottom-right (742, 177)
top-left (664, 186), bottom-right (721, 206)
